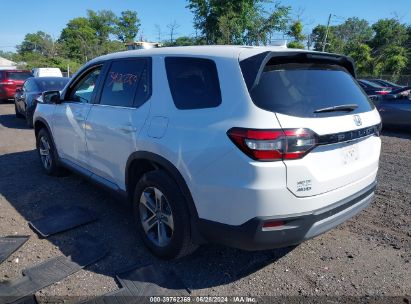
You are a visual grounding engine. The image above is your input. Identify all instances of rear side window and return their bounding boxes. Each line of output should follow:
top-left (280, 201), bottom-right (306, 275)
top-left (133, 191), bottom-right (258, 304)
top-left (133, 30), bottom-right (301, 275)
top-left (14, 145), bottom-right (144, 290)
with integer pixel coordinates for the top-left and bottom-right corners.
top-left (249, 63), bottom-right (374, 118)
top-left (100, 59), bottom-right (150, 108)
top-left (25, 79), bottom-right (38, 92)
top-left (165, 57), bottom-right (221, 110)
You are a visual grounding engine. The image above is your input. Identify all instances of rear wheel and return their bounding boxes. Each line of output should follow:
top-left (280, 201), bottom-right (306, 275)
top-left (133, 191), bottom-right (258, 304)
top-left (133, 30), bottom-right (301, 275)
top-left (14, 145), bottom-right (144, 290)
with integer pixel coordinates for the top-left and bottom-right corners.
top-left (133, 170), bottom-right (197, 259)
top-left (36, 128), bottom-right (62, 175)
top-left (15, 103), bottom-right (23, 118)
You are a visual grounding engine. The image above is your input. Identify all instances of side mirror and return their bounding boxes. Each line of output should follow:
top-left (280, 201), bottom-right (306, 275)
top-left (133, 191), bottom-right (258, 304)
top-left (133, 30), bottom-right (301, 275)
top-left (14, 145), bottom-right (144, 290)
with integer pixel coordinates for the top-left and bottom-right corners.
top-left (42, 90), bottom-right (61, 104)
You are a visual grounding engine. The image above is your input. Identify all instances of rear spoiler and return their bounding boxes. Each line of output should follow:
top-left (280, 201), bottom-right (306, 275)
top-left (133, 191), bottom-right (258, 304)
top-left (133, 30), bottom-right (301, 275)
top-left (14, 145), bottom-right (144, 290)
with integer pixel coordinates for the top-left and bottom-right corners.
top-left (239, 51), bottom-right (356, 91)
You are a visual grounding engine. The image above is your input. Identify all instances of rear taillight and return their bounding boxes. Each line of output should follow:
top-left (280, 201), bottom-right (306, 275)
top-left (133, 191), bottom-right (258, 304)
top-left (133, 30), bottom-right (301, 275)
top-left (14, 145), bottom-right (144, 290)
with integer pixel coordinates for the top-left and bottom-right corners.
top-left (227, 128), bottom-right (317, 161)
top-left (376, 90), bottom-right (389, 95)
top-left (0, 80), bottom-right (15, 85)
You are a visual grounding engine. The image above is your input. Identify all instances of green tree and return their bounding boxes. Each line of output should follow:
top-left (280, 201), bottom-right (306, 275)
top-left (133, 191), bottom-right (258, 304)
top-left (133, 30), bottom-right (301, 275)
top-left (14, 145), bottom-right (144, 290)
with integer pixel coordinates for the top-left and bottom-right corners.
top-left (59, 17), bottom-right (97, 62)
top-left (87, 10), bottom-right (117, 46)
top-left (311, 18), bottom-right (372, 54)
top-left (115, 10), bottom-right (140, 43)
top-left (163, 36), bottom-right (201, 46)
top-left (0, 50), bottom-right (15, 60)
top-left (311, 25), bottom-right (343, 53)
top-left (345, 43), bottom-right (373, 75)
top-left (187, 0), bottom-right (290, 45)
top-left (335, 17), bottom-right (373, 45)
top-left (17, 31), bottom-right (56, 57)
top-left (370, 18), bottom-right (409, 78)
top-left (287, 21), bottom-right (305, 49)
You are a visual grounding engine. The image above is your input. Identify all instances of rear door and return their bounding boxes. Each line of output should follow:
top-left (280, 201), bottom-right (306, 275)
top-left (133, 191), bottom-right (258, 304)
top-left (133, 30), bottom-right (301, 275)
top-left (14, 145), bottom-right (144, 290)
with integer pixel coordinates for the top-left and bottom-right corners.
top-left (248, 60), bottom-right (381, 197)
top-left (85, 57), bottom-right (151, 189)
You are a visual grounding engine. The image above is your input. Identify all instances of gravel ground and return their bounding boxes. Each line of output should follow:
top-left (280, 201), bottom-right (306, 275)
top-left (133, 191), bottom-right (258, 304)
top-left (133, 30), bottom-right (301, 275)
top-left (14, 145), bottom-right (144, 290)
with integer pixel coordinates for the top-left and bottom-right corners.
top-left (0, 102), bottom-right (410, 302)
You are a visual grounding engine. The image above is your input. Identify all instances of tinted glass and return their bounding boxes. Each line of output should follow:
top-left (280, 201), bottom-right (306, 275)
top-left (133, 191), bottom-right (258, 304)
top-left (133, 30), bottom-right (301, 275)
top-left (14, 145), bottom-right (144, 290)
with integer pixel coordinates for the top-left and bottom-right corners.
top-left (71, 68), bottom-right (101, 103)
top-left (100, 59), bottom-right (147, 107)
top-left (133, 62), bottom-right (151, 107)
top-left (25, 79), bottom-right (38, 92)
top-left (36, 78), bottom-right (69, 91)
top-left (6, 72), bottom-right (32, 81)
top-left (359, 79), bottom-right (383, 88)
top-left (165, 57), bottom-right (221, 109)
top-left (250, 63), bottom-right (374, 118)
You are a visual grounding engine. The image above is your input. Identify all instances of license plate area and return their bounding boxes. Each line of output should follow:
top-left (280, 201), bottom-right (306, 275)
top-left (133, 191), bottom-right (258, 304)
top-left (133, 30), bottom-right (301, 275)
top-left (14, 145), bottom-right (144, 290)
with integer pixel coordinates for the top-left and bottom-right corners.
top-left (342, 143), bottom-right (359, 165)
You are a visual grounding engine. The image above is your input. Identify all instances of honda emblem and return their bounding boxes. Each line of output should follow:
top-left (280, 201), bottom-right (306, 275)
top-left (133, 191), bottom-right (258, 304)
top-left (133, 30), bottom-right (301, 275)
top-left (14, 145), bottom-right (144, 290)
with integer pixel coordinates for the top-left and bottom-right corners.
top-left (353, 115), bottom-right (362, 126)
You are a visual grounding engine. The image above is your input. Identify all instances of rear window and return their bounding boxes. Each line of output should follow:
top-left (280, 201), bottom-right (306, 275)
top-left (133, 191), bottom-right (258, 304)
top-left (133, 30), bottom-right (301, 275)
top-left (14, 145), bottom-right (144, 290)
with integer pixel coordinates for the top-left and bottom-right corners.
top-left (249, 63), bottom-right (374, 118)
top-left (37, 78), bottom-right (69, 91)
top-left (359, 79), bottom-right (383, 88)
top-left (165, 57), bottom-right (221, 110)
top-left (6, 72), bottom-right (33, 81)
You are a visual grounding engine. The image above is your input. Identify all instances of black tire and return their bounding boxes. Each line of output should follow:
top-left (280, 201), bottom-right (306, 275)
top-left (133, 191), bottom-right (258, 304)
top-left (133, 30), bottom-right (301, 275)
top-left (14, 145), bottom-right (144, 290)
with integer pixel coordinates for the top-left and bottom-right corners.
top-left (25, 110), bottom-right (33, 128)
top-left (133, 170), bottom-right (197, 259)
top-left (36, 128), bottom-right (62, 175)
top-left (15, 103), bottom-right (24, 118)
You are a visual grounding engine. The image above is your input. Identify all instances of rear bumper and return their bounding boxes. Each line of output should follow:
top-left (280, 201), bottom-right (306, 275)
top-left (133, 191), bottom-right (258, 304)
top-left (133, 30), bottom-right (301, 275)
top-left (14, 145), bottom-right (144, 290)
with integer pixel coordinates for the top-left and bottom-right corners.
top-left (197, 181), bottom-right (376, 250)
top-left (0, 86), bottom-right (16, 99)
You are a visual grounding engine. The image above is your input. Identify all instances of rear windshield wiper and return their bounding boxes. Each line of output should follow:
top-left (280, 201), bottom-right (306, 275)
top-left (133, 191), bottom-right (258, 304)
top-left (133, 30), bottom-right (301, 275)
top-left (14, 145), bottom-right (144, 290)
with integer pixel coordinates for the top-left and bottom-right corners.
top-left (314, 104), bottom-right (358, 113)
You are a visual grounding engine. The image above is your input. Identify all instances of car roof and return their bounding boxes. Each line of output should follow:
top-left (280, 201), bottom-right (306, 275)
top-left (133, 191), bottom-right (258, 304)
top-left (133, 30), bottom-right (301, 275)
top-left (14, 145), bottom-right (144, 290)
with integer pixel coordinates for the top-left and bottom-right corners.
top-left (1, 70), bottom-right (31, 73)
top-left (33, 77), bottom-right (69, 82)
top-left (87, 45), bottom-right (311, 65)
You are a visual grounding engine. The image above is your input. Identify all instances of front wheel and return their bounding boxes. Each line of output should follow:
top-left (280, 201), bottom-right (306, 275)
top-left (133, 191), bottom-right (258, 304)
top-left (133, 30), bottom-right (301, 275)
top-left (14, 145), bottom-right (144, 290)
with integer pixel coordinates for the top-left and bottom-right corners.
top-left (36, 128), bottom-right (61, 175)
top-left (25, 110), bottom-right (33, 128)
top-left (133, 170), bottom-right (197, 259)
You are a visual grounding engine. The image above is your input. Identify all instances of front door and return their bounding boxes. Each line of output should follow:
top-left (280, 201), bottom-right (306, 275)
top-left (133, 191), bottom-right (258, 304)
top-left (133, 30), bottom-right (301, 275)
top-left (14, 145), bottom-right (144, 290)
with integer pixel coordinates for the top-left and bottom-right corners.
top-left (52, 66), bottom-right (104, 168)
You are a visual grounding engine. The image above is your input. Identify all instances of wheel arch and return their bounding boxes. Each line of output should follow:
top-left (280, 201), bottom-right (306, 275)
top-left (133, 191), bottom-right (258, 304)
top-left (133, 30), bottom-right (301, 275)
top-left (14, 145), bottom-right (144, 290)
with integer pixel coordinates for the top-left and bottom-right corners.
top-left (125, 151), bottom-right (204, 244)
top-left (34, 118), bottom-right (59, 159)
top-left (34, 117), bottom-right (51, 138)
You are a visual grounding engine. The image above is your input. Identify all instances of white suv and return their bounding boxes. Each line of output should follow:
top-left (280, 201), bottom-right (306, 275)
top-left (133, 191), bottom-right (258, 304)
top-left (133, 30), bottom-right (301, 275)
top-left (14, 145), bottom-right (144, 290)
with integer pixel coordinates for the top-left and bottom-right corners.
top-left (33, 46), bottom-right (381, 259)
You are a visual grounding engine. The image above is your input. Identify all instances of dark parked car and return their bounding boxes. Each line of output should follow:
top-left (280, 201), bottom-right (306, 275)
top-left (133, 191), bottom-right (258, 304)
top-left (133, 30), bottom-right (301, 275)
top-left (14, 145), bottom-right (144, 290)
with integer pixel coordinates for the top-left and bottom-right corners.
top-left (0, 70), bottom-right (33, 102)
top-left (15, 77), bottom-right (69, 127)
top-left (375, 86), bottom-right (411, 130)
top-left (357, 79), bottom-right (391, 96)
top-left (369, 79), bottom-right (404, 91)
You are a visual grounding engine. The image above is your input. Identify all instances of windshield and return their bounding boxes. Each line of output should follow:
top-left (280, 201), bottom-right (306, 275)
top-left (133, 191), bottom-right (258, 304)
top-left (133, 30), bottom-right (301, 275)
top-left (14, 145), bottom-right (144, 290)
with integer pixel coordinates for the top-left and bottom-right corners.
top-left (36, 78), bottom-right (69, 91)
top-left (249, 63), bottom-right (375, 118)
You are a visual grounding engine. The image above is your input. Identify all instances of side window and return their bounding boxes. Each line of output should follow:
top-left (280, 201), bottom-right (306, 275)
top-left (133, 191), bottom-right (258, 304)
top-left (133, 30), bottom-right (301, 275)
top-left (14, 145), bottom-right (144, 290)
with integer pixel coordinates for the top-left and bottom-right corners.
top-left (25, 80), bottom-right (38, 92)
top-left (165, 57), bottom-right (222, 110)
top-left (22, 81), bottom-right (28, 92)
top-left (100, 59), bottom-right (149, 108)
top-left (69, 67), bottom-right (102, 103)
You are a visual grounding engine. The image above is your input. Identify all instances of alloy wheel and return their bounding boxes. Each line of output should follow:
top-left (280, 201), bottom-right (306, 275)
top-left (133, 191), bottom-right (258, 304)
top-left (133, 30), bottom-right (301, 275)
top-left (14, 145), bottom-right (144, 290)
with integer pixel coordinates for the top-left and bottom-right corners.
top-left (139, 187), bottom-right (174, 247)
top-left (39, 136), bottom-right (52, 170)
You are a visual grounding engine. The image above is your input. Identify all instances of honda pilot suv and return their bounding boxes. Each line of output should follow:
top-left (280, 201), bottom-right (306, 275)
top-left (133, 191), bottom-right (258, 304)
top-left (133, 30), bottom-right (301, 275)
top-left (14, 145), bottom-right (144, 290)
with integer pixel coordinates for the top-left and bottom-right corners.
top-left (33, 46), bottom-right (381, 259)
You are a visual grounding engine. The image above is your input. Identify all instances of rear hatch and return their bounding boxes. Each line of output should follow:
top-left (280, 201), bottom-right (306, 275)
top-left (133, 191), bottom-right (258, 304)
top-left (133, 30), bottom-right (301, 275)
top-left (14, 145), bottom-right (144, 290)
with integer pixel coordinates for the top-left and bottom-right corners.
top-left (3, 70), bottom-right (33, 92)
top-left (241, 51), bottom-right (381, 197)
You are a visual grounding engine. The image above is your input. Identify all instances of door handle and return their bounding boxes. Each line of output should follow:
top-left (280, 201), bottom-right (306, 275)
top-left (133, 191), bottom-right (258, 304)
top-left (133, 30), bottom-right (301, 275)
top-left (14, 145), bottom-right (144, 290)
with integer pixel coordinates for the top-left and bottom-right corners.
top-left (74, 115), bottom-right (85, 122)
top-left (119, 125), bottom-right (137, 133)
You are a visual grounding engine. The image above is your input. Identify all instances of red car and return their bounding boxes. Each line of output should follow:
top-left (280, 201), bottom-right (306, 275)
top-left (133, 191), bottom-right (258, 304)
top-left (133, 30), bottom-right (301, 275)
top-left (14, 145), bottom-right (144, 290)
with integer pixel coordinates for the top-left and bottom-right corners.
top-left (0, 70), bottom-right (33, 101)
